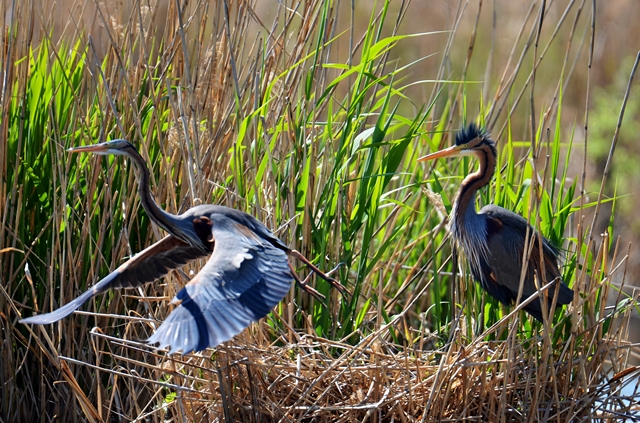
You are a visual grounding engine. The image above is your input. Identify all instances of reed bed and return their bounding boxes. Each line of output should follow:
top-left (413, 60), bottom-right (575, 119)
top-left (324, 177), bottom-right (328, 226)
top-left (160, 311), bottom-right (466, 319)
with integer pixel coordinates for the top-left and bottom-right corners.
top-left (1, 0), bottom-right (639, 421)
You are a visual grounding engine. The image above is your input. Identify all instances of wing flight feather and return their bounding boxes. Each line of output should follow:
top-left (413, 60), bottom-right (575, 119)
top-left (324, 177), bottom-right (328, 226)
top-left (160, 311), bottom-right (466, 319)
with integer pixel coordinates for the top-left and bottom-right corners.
top-left (20, 236), bottom-right (208, 325)
top-left (147, 214), bottom-right (293, 354)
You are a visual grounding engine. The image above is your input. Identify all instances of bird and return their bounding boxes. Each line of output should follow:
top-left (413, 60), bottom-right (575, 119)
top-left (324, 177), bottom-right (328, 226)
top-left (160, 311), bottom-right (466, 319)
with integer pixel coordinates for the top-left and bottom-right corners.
top-left (418, 123), bottom-right (574, 322)
top-left (20, 139), bottom-right (348, 354)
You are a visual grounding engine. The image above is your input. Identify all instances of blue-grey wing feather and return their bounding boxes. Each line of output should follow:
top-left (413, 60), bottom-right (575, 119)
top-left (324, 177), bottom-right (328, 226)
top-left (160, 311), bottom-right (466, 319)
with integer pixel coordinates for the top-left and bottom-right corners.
top-left (20, 236), bottom-right (208, 325)
top-left (147, 213), bottom-right (293, 354)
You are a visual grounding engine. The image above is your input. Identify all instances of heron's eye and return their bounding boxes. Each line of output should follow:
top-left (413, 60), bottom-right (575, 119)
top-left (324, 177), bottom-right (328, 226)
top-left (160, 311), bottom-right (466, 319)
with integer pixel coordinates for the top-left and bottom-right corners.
top-left (461, 143), bottom-right (468, 149)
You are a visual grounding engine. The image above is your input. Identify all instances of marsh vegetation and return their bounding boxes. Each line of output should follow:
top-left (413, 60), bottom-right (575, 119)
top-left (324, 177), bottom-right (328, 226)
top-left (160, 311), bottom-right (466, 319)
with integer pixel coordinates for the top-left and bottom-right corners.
top-left (1, 0), bottom-right (639, 421)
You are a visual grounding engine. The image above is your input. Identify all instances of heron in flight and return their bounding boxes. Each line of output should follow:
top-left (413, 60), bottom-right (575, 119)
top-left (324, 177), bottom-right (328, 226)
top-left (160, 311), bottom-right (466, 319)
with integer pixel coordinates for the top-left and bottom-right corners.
top-left (418, 124), bottom-right (574, 322)
top-left (20, 140), bottom-right (347, 354)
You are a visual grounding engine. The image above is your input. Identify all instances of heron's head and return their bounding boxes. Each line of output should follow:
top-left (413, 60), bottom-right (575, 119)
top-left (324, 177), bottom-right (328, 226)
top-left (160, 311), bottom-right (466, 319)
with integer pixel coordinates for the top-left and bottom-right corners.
top-left (68, 139), bottom-right (137, 156)
top-left (418, 123), bottom-right (496, 162)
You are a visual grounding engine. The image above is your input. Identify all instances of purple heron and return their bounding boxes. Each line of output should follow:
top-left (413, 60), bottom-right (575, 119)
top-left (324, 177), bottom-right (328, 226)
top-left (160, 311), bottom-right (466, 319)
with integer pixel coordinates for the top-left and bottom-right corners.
top-left (20, 140), bottom-right (347, 354)
top-left (418, 124), bottom-right (574, 321)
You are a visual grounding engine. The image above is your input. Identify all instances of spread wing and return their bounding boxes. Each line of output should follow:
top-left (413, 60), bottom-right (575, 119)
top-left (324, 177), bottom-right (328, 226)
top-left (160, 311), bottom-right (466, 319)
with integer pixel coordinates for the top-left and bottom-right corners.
top-left (20, 236), bottom-right (209, 325)
top-left (478, 205), bottom-right (574, 321)
top-left (147, 214), bottom-right (293, 354)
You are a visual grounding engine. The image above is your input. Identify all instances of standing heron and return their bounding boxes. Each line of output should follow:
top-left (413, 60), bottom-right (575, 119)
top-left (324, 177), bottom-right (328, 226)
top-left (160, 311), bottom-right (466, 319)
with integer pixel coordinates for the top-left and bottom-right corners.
top-left (418, 124), bottom-right (574, 322)
top-left (20, 140), bottom-right (347, 354)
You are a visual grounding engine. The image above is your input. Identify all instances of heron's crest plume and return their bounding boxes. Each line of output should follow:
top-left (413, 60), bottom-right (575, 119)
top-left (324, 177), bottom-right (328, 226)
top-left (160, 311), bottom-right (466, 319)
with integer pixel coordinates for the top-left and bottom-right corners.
top-left (104, 139), bottom-right (136, 151)
top-left (455, 123), bottom-right (497, 158)
top-left (455, 123), bottom-right (487, 145)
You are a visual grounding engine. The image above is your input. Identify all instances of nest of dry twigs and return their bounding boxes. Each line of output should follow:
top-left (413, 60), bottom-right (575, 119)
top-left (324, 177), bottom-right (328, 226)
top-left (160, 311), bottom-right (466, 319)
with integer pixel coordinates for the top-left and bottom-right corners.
top-left (36, 309), bottom-right (637, 423)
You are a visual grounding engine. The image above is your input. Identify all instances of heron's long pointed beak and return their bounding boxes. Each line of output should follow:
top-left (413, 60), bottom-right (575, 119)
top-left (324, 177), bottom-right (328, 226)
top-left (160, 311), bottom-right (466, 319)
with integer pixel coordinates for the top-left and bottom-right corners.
top-left (417, 145), bottom-right (461, 162)
top-left (67, 143), bottom-right (110, 154)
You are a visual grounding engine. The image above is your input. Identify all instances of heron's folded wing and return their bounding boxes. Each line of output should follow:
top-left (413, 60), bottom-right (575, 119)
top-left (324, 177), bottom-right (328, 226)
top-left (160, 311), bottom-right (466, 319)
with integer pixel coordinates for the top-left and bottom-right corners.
top-left (482, 207), bottom-right (573, 321)
top-left (20, 236), bottom-right (209, 325)
top-left (147, 215), bottom-right (293, 354)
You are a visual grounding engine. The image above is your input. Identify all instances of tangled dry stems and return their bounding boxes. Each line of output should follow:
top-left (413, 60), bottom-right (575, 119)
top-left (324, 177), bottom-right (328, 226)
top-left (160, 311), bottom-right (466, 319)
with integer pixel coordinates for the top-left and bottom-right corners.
top-left (25, 295), bottom-right (635, 422)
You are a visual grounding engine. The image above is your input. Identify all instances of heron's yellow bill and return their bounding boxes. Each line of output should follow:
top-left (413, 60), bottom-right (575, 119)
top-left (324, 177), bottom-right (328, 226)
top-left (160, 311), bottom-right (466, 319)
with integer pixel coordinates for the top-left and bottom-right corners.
top-left (67, 143), bottom-right (110, 153)
top-left (417, 145), bottom-right (462, 162)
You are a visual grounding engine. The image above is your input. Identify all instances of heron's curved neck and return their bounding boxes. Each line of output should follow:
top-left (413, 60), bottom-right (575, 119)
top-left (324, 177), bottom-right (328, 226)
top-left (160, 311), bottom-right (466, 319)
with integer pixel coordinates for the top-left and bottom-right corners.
top-left (126, 148), bottom-right (182, 237)
top-left (452, 146), bottom-right (496, 223)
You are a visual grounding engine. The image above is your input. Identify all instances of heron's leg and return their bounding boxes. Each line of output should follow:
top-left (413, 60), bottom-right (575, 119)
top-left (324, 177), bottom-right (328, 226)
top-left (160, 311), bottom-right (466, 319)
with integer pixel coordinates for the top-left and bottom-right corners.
top-left (287, 250), bottom-right (350, 296)
top-left (289, 263), bottom-right (328, 307)
top-left (325, 262), bottom-right (344, 278)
